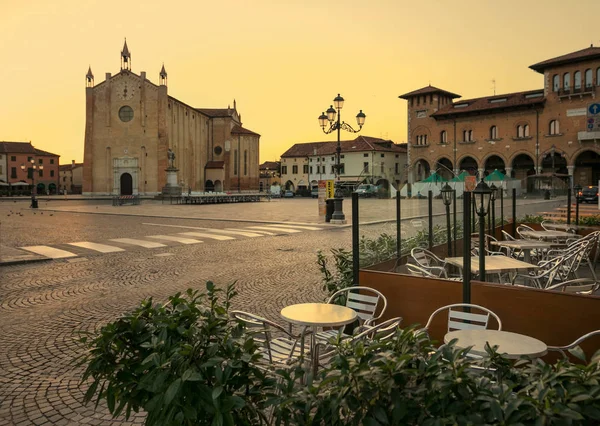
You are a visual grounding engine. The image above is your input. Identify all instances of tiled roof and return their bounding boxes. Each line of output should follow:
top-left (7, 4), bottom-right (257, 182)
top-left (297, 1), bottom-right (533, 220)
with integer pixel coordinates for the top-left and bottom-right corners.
top-left (231, 124), bottom-right (260, 136)
top-left (205, 161), bottom-right (224, 169)
top-left (399, 85), bottom-right (461, 100)
top-left (34, 148), bottom-right (60, 157)
top-left (281, 136), bottom-right (406, 158)
top-left (196, 108), bottom-right (234, 118)
top-left (259, 161), bottom-right (280, 170)
top-left (59, 163), bottom-right (83, 171)
top-left (431, 89), bottom-right (545, 119)
top-left (0, 141), bottom-right (36, 154)
top-left (529, 46), bottom-right (600, 73)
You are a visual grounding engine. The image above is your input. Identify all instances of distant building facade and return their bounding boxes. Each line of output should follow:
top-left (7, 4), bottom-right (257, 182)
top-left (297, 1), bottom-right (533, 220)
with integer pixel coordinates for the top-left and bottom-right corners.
top-left (59, 160), bottom-right (84, 194)
top-left (0, 142), bottom-right (60, 193)
top-left (280, 135), bottom-right (407, 194)
top-left (83, 41), bottom-right (260, 196)
top-left (400, 45), bottom-right (600, 189)
top-left (259, 161), bottom-right (280, 192)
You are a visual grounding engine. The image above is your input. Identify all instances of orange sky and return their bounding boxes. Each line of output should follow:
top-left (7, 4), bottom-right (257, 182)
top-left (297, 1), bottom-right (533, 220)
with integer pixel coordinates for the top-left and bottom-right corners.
top-left (1, 0), bottom-right (599, 164)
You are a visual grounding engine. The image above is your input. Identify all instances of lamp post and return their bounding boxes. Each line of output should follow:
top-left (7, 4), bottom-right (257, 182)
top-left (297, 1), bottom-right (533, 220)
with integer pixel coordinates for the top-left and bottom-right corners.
top-left (318, 94), bottom-right (366, 223)
top-left (575, 184), bottom-right (582, 225)
top-left (441, 183), bottom-right (453, 256)
top-left (20, 159), bottom-right (43, 209)
top-left (473, 178), bottom-right (492, 282)
top-left (489, 183), bottom-right (498, 237)
top-left (265, 167), bottom-right (270, 193)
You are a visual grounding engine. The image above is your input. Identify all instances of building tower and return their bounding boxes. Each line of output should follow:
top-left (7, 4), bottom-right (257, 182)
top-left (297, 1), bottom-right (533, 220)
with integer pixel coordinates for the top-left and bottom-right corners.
top-left (121, 39), bottom-right (131, 71)
top-left (86, 66), bottom-right (94, 87)
top-left (159, 63), bottom-right (167, 86)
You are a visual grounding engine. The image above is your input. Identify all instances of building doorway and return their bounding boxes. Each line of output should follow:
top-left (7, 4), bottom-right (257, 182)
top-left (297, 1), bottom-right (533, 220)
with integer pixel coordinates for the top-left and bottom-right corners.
top-left (214, 180), bottom-right (223, 192)
top-left (205, 180), bottom-right (215, 192)
top-left (120, 173), bottom-right (133, 195)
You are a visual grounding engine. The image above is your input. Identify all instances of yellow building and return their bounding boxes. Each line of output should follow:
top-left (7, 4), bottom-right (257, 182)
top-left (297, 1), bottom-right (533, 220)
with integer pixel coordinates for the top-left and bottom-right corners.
top-left (83, 41), bottom-right (260, 195)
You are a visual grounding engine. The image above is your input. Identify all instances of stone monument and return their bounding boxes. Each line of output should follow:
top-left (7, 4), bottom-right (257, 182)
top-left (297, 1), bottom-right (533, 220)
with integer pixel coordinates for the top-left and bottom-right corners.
top-left (161, 148), bottom-right (182, 196)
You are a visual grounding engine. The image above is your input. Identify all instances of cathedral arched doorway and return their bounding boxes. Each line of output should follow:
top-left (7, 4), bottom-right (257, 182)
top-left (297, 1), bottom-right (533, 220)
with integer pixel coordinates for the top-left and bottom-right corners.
top-left (435, 157), bottom-right (454, 180)
top-left (574, 150), bottom-right (600, 186)
top-left (205, 180), bottom-right (215, 192)
top-left (484, 155), bottom-right (505, 176)
top-left (414, 159), bottom-right (430, 181)
top-left (120, 173), bottom-right (133, 195)
top-left (459, 156), bottom-right (478, 176)
top-left (285, 181), bottom-right (295, 191)
top-left (511, 154), bottom-right (535, 192)
top-left (214, 180), bottom-right (223, 192)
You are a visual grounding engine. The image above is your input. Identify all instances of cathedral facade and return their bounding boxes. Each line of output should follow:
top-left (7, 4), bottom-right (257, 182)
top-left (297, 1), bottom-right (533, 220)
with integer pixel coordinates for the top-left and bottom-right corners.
top-left (83, 41), bottom-right (260, 195)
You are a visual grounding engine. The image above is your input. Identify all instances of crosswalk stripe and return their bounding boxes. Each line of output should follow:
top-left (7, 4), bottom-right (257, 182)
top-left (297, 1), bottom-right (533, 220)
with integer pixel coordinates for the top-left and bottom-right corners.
top-left (247, 226), bottom-right (301, 233)
top-left (263, 224), bottom-right (322, 231)
top-left (234, 228), bottom-right (276, 235)
top-left (203, 229), bottom-right (264, 237)
top-left (110, 238), bottom-right (167, 248)
top-left (68, 242), bottom-right (125, 253)
top-left (179, 232), bottom-right (236, 241)
top-left (147, 235), bottom-right (203, 244)
top-left (20, 246), bottom-right (78, 259)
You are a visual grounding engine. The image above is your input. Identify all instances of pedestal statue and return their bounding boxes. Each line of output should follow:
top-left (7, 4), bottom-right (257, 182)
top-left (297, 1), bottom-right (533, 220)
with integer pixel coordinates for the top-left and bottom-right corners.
top-left (161, 148), bottom-right (182, 196)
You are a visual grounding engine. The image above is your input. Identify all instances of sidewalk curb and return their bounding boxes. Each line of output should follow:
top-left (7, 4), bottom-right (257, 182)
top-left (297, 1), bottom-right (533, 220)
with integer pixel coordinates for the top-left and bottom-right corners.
top-left (0, 256), bottom-right (52, 267)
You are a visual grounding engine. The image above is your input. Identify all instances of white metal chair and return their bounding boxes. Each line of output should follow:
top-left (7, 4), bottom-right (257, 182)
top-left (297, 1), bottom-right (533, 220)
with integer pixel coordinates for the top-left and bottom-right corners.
top-left (410, 247), bottom-right (448, 277)
top-left (314, 286), bottom-right (387, 344)
top-left (545, 278), bottom-right (599, 295)
top-left (407, 263), bottom-right (461, 281)
top-left (423, 303), bottom-right (502, 334)
top-left (517, 224), bottom-right (536, 240)
top-left (231, 310), bottom-right (308, 367)
top-left (314, 317), bottom-right (403, 371)
top-left (548, 330), bottom-right (600, 358)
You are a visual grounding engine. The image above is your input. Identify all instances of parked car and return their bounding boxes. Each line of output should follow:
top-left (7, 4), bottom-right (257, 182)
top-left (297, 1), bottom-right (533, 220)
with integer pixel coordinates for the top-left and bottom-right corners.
top-left (578, 186), bottom-right (599, 204)
top-left (284, 190), bottom-right (295, 198)
top-left (311, 188), bottom-right (319, 198)
top-left (355, 184), bottom-right (378, 198)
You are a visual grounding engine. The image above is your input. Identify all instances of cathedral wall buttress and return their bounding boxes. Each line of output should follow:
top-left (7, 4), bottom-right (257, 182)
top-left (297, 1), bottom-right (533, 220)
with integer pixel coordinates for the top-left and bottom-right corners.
top-left (157, 85), bottom-right (169, 190)
top-left (83, 87), bottom-right (94, 194)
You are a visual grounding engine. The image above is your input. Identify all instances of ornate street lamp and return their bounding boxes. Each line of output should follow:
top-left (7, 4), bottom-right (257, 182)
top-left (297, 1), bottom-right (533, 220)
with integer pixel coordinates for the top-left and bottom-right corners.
top-left (489, 183), bottom-right (498, 236)
top-left (473, 178), bottom-right (492, 282)
top-left (20, 159), bottom-right (43, 209)
top-left (441, 183), bottom-right (453, 256)
top-left (318, 94), bottom-right (365, 223)
top-left (575, 184), bottom-right (582, 225)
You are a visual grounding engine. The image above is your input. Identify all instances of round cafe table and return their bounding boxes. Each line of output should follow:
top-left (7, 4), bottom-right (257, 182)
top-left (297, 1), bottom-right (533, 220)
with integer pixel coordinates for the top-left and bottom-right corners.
top-left (281, 303), bottom-right (357, 374)
top-left (444, 329), bottom-right (547, 359)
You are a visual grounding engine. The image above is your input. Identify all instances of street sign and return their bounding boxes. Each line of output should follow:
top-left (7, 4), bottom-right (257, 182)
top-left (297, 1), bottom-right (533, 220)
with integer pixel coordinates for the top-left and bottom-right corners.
top-left (587, 117), bottom-right (600, 131)
top-left (588, 103), bottom-right (600, 116)
top-left (464, 176), bottom-right (477, 192)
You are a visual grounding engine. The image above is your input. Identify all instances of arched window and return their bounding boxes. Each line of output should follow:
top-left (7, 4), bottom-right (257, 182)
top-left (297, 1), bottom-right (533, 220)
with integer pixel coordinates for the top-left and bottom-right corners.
top-left (585, 69), bottom-right (593, 88)
top-left (552, 74), bottom-right (560, 92)
top-left (468, 130), bottom-right (473, 141)
top-left (517, 125), bottom-right (523, 138)
top-left (490, 126), bottom-right (497, 139)
top-left (574, 71), bottom-right (581, 90)
top-left (424, 134), bottom-right (428, 144)
top-left (463, 130), bottom-right (467, 141)
top-left (440, 130), bottom-right (447, 144)
top-left (549, 120), bottom-right (559, 135)
top-left (524, 124), bottom-right (530, 137)
top-left (563, 72), bottom-right (570, 90)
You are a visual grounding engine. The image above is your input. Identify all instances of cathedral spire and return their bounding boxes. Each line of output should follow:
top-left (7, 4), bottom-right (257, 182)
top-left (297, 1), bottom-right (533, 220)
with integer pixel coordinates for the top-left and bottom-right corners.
top-left (159, 63), bottom-right (167, 86)
top-left (121, 38), bottom-right (131, 71)
top-left (86, 66), bottom-right (94, 87)
top-left (233, 99), bottom-right (237, 110)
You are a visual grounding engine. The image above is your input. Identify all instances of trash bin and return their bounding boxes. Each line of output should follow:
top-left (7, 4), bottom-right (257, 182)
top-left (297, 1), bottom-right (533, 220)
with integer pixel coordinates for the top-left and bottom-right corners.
top-left (544, 190), bottom-right (551, 200)
top-left (31, 198), bottom-right (38, 209)
top-left (325, 198), bottom-right (335, 223)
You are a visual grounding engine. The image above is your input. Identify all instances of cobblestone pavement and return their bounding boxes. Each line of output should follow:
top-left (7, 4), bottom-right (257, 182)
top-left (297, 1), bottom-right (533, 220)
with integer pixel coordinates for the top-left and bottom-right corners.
top-left (0, 222), bottom-right (351, 425)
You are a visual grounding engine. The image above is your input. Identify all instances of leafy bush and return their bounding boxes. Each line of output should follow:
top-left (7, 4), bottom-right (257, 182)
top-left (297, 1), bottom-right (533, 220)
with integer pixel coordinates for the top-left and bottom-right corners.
top-left (79, 282), bottom-right (276, 426)
top-left (273, 326), bottom-right (600, 425)
top-left (578, 215), bottom-right (600, 226)
top-left (519, 214), bottom-right (545, 224)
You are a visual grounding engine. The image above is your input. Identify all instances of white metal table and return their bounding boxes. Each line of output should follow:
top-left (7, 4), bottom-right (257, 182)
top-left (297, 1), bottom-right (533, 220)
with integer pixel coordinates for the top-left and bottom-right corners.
top-left (444, 329), bottom-right (547, 359)
top-left (520, 229), bottom-right (575, 241)
top-left (445, 256), bottom-right (538, 275)
top-left (281, 303), bottom-right (357, 375)
top-left (491, 240), bottom-right (556, 263)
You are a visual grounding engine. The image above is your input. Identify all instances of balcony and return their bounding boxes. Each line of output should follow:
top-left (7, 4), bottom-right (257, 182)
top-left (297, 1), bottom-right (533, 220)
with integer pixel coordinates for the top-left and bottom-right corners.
top-left (558, 85), bottom-right (595, 99)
